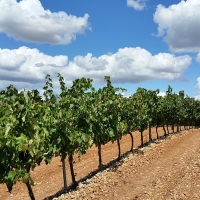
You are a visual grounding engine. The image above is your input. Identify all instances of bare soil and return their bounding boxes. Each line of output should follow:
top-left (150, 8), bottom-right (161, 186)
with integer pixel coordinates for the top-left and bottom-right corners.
top-left (1, 127), bottom-right (200, 200)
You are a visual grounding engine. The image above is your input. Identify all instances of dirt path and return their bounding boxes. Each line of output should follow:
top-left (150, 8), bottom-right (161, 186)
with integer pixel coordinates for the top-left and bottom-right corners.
top-left (56, 128), bottom-right (200, 200)
top-left (1, 128), bottom-right (200, 200)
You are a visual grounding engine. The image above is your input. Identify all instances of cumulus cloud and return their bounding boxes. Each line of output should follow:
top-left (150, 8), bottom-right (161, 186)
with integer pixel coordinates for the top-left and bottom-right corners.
top-left (0, 46), bottom-right (68, 90)
top-left (61, 47), bottom-right (191, 83)
top-left (0, 0), bottom-right (90, 45)
top-left (195, 77), bottom-right (200, 100)
top-left (158, 92), bottom-right (166, 97)
top-left (0, 46), bottom-right (192, 91)
top-left (195, 94), bottom-right (200, 100)
top-left (127, 0), bottom-right (147, 10)
top-left (196, 51), bottom-right (200, 63)
top-left (154, 0), bottom-right (200, 53)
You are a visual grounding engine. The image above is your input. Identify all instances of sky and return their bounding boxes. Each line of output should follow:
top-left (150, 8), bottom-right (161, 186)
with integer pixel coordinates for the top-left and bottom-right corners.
top-left (0, 0), bottom-right (200, 98)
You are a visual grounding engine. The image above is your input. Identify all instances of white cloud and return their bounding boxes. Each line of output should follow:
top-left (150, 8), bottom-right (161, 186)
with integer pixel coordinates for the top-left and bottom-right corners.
top-left (196, 51), bottom-right (200, 63)
top-left (127, 0), bottom-right (147, 10)
top-left (158, 92), bottom-right (166, 97)
top-left (61, 47), bottom-right (191, 83)
top-left (196, 77), bottom-right (200, 91)
top-left (0, 0), bottom-right (90, 45)
top-left (195, 95), bottom-right (200, 100)
top-left (116, 91), bottom-right (130, 98)
top-left (154, 0), bottom-right (200, 53)
top-left (195, 77), bottom-right (200, 100)
top-left (0, 46), bottom-right (68, 90)
top-left (0, 46), bottom-right (192, 91)
top-left (195, 95), bottom-right (200, 101)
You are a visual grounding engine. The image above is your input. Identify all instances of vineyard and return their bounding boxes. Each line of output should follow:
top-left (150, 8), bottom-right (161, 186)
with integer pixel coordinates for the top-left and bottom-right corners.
top-left (0, 74), bottom-right (200, 200)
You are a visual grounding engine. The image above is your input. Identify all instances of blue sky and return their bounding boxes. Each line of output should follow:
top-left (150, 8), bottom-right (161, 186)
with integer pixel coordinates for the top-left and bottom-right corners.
top-left (0, 0), bottom-right (200, 98)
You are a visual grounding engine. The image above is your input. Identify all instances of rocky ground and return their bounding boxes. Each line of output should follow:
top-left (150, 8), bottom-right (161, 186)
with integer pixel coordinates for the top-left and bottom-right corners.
top-left (1, 127), bottom-right (200, 200)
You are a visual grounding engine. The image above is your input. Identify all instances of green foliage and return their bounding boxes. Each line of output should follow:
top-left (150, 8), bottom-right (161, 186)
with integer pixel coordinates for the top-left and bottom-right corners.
top-left (0, 73), bottom-right (200, 199)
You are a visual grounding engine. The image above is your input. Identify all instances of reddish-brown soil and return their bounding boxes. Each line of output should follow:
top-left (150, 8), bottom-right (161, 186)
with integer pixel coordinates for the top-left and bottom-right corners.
top-left (1, 127), bottom-right (200, 200)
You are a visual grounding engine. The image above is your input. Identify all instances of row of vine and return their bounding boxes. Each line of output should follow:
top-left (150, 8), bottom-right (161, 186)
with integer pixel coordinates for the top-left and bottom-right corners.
top-left (0, 74), bottom-right (200, 199)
